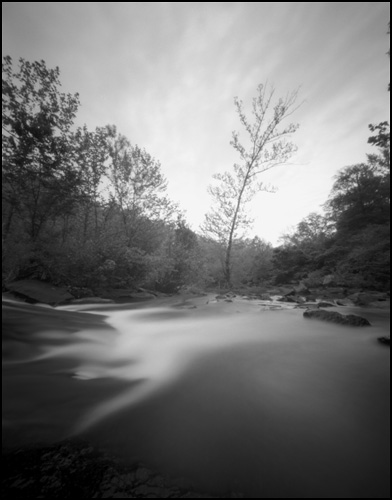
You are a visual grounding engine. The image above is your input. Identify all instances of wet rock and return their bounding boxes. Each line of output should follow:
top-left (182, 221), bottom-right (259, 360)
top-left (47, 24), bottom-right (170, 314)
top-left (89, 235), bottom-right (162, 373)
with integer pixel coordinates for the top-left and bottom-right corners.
top-left (295, 302), bottom-right (319, 309)
top-left (336, 298), bottom-right (356, 307)
top-left (259, 293), bottom-right (273, 301)
top-left (2, 440), bottom-right (226, 499)
top-left (278, 295), bottom-right (303, 303)
top-left (71, 297), bottom-right (115, 304)
top-left (346, 292), bottom-right (384, 306)
top-left (317, 301), bottom-right (335, 308)
top-left (5, 279), bottom-right (73, 305)
top-left (377, 336), bottom-right (390, 345)
top-left (303, 309), bottom-right (371, 326)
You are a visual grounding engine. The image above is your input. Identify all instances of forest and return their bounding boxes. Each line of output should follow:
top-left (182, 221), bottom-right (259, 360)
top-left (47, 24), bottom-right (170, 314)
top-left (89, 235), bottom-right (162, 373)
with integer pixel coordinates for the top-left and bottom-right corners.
top-left (2, 55), bottom-right (390, 296)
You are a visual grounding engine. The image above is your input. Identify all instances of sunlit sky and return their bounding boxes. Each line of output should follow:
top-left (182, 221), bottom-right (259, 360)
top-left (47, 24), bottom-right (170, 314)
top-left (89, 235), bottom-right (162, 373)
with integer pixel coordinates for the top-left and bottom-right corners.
top-left (2, 2), bottom-right (390, 245)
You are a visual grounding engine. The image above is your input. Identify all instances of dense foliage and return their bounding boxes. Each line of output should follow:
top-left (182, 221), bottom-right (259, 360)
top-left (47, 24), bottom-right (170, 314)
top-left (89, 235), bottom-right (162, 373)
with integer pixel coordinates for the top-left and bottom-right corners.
top-left (2, 55), bottom-right (390, 293)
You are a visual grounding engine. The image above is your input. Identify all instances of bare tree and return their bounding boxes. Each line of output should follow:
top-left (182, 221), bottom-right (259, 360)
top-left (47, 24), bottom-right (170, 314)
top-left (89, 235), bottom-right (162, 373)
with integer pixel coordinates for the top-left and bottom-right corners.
top-left (202, 83), bottom-right (301, 287)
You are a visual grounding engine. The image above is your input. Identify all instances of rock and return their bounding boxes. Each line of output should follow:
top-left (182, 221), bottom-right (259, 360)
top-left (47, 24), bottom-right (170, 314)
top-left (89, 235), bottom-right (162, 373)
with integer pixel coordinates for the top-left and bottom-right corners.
top-left (259, 293), bottom-right (273, 301)
top-left (378, 336), bottom-right (390, 346)
top-left (137, 287), bottom-right (157, 296)
top-left (347, 292), bottom-right (373, 306)
top-left (336, 298), bottom-right (356, 307)
top-left (315, 287), bottom-right (347, 300)
top-left (303, 309), bottom-right (371, 326)
top-left (71, 297), bottom-right (115, 304)
top-left (5, 279), bottom-right (73, 305)
top-left (348, 292), bottom-right (388, 306)
top-left (215, 294), bottom-right (227, 300)
top-left (294, 283), bottom-right (311, 295)
top-left (2, 440), bottom-right (225, 499)
top-left (278, 295), bottom-right (303, 303)
top-left (67, 286), bottom-right (94, 299)
top-left (317, 301), bottom-right (335, 308)
top-left (129, 291), bottom-right (156, 300)
top-left (296, 302), bottom-right (319, 309)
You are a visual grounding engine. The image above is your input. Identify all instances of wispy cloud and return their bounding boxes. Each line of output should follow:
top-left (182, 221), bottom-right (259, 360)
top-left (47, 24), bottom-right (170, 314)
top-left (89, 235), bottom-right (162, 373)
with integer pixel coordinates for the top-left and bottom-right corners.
top-left (2, 2), bottom-right (390, 244)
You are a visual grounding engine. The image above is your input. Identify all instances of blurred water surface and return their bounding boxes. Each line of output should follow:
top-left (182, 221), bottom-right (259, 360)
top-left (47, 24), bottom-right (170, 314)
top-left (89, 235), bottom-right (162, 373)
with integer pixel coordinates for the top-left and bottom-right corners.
top-left (2, 296), bottom-right (390, 498)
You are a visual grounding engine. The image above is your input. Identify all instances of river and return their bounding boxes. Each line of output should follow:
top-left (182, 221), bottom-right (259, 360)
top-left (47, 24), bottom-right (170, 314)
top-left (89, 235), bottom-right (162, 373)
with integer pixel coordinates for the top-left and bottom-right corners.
top-left (2, 295), bottom-right (390, 498)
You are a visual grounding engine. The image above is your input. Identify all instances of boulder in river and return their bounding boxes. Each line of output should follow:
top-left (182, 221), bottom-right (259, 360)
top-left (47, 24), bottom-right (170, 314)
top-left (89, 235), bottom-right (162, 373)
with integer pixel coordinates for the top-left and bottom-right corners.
top-left (317, 301), bottom-right (336, 308)
top-left (336, 298), bottom-right (356, 307)
top-left (5, 279), bottom-right (73, 305)
top-left (303, 309), bottom-right (371, 326)
top-left (347, 292), bottom-right (387, 306)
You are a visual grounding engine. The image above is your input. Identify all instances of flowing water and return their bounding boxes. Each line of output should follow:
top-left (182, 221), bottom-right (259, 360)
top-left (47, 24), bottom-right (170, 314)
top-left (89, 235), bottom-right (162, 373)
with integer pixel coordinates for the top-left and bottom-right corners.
top-left (2, 295), bottom-right (390, 498)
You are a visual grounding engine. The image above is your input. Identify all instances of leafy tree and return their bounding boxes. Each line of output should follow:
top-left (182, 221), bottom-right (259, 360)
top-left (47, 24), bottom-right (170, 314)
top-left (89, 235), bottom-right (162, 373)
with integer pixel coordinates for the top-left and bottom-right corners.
top-left (202, 83), bottom-right (300, 287)
top-left (105, 125), bottom-right (177, 241)
top-left (230, 236), bottom-right (273, 285)
top-left (2, 56), bottom-right (80, 241)
top-left (72, 125), bottom-right (110, 240)
top-left (280, 212), bottom-right (332, 248)
top-left (325, 163), bottom-right (389, 235)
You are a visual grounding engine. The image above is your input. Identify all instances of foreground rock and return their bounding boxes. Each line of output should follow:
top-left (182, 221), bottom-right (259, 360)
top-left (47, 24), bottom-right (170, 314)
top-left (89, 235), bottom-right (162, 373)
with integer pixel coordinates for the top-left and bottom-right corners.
top-left (2, 440), bottom-right (228, 499)
top-left (303, 309), bottom-right (371, 326)
top-left (5, 280), bottom-right (73, 305)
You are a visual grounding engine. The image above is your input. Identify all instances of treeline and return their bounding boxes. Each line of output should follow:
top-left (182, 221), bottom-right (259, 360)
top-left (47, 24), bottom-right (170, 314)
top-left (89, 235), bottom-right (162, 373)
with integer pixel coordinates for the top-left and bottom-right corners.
top-left (2, 56), bottom-right (390, 293)
top-left (1, 56), bottom-right (273, 293)
top-left (273, 51), bottom-right (390, 291)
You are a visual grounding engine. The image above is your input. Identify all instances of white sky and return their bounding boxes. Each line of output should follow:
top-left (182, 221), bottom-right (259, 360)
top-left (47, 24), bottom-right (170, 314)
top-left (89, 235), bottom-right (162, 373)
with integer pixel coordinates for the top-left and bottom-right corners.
top-left (2, 2), bottom-right (390, 245)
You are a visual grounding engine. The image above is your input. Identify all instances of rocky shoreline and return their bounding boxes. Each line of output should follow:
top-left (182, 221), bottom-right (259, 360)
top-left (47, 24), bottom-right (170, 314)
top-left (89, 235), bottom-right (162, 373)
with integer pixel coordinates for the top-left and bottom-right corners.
top-left (3, 278), bottom-right (390, 307)
top-left (2, 439), bottom-right (235, 499)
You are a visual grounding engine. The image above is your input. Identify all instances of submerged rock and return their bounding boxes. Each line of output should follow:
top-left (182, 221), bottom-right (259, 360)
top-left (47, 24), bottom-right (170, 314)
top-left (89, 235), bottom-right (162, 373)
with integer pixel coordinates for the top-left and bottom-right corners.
top-left (303, 309), bottom-right (371, 326)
